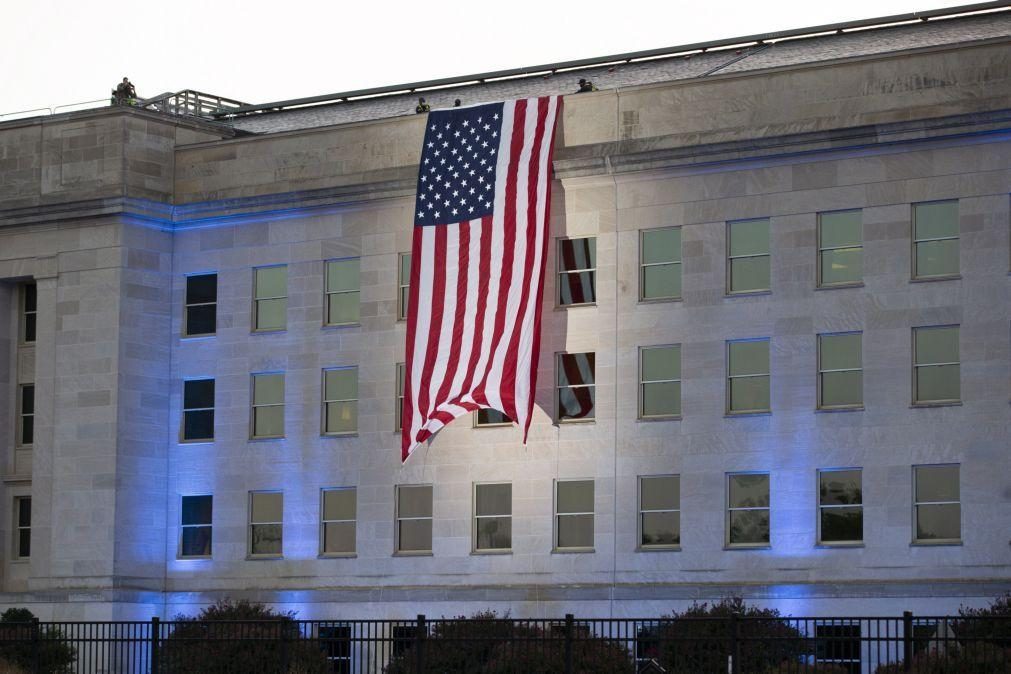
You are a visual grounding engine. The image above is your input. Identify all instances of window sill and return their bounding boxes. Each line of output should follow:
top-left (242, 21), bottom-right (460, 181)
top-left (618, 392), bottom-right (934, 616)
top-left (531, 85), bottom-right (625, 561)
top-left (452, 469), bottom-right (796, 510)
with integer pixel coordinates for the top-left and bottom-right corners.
top-left (251, 328), bottom-right (287, 335)
top-left (910, 275), bottom-right (961, 283)
top-left (911, 540), bottom-right (963, 547)
top-left (638, 415), bottom-right (682, 422)
top-left (815, 406), bottom-right (864, 414)
top-left (248, 436), bottom-right (286, 442)
top-left (181, 333), bottom-right (216, 340)
top-left (557, 418), bottom-right (596, 425)
top-left (910, 401), bottom-right (962, 409)
top-left (179, 439), bottom-right (215, 445)
top-left (322, 323), bottom-right (361, 330)
top-left (555, 302), bottom-right (597, 311)
top-left (246, 555), bottom-right (283, 561)
top-left (9, 559), bottom-right (29, 565)
top-left (552, 547), bottom-right (595, 554)
top-left (319, 553), bottom-right (357, 559)
top-left (322, 432), bottom-right (359, 438)
top-left (725, 290), bottom-right (772, 298)
top-left (724, 411), bottom-right (771, 418)
top-left (724, 544), bottom-right (771, 551)
top-left (177, 555), bottom-right (212, 561)
top-left (815, 282), bottom-right (864, 291)
top-left (636, 545), bottom-right (681, 552)
top-left (638, 297), bottom-right (683, 305)
top-left (474, 423), bottom-right (514, 429)
top-left (816, 542), bottom-right (864, 549)
top-left (393, 551), bottom-right (433, 557)
top-left (472, 549), bottom-right (512, 555)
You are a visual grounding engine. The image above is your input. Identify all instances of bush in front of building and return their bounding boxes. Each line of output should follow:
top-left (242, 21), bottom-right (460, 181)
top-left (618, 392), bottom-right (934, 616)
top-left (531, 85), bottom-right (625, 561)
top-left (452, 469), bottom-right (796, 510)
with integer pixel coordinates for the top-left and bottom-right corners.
top-left (156, 599), bottom-right (330, 674)
top-left (0, 608), bottom-right (75, 674)
top-left (648, 597), bottom-right (811, 674)
top-left (382, 611), bottom-right (635, 673)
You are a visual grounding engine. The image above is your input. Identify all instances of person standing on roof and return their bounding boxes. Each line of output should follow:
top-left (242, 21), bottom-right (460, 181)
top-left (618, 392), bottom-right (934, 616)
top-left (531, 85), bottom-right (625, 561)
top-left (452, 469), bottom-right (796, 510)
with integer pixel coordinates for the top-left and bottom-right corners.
top-left (415, 97), bottom-right (431, 114)
top-left (112, 77), bottom-right (138, 106)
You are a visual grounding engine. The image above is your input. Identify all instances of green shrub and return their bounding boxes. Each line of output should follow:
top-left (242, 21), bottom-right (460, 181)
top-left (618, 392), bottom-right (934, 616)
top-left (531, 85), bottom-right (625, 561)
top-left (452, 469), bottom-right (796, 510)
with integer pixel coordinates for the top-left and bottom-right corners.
top-left (0, 608), bottom-right (75, 674)
top-left (953, 592), bottom-right (1011, 647)
top-left (874, 643), bottom-right (1011, 674)
top-left (652, 597), bottom-right (812, 674)
top-left (157, 599), bottom-right (330, 674)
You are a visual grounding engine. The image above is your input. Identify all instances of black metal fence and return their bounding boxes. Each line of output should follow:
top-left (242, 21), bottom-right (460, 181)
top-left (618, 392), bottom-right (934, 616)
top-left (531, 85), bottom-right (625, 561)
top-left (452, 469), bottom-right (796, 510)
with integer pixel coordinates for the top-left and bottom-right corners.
top-left (0, 613), bottom-right (1007, 673)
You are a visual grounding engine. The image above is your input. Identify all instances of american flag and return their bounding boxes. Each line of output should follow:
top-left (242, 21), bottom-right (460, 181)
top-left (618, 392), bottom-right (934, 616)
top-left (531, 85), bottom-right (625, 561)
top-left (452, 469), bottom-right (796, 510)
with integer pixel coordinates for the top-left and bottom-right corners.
top-left (401, 96), bottom-right (562, 461)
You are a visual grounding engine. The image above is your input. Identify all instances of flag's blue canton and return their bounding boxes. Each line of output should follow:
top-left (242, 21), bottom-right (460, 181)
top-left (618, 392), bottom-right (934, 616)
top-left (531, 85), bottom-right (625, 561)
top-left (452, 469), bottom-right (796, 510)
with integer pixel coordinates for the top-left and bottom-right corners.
top-left (414, 102), bottom-right (505, 227)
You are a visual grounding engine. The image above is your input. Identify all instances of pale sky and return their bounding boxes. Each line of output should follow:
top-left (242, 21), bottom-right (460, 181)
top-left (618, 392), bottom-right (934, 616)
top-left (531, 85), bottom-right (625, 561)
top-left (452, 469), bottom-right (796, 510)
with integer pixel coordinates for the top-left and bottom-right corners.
top-left (0, 0), bottom-right (968, 116)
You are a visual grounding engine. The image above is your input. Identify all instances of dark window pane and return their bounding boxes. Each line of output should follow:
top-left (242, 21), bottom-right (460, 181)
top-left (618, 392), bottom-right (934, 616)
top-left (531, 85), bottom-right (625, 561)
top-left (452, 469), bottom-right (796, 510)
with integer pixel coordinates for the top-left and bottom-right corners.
top-left (642, 381), bottom-right (680, 417)
top-left (477, 409), bottom-right (512, 425)
top-left (559, 271), bottom-right (596, 305)
top-left (476, 516), bottom-right (511, 550)
top-left (641, 263), bottom-right (681, 299)
top-left (181, 496), bottom-right (212, 526)
top-left (251, 493), bottom-right (283, 522)
top-left (254, 266), bottom-right (287, 298)
top-left (916, 364), bottom-right (960, 402)
top-left (821, 507), bottom-right (863, 543)
top-left (641, 228), bottom-right (681, 265)
top-left (253, 406), bottom-right (284, 437)
top-left (729, 510), bottom-right (769, 545)
top-left (20, 417), bottom-right (34, 445)
top-left (557, 514), bottom-right (593, 548)
top-left (915, 465), bottom-right (959, 502)
top-left (185, 304), bottom-right (216, 336)
top-left (181, 526), bottom-right (212, 557)
top-left (255, 298), bottom-right (286, 331)
top-left (820, 334), bottom-right (861, 371)
top-left (185, 274), bottom-right (217, 305)
top-left (17, 499), bottom-right (31, 528)
top-left (184, 379), bottom-right (215, 409)
top-left (730, 256), bottom-right (770, 292)
top-left (323, 489), bottom-right (356, 521)
top-left (819, 471), bottom-right (862, 506)
top-left (23, 314), bottom-right (36, 343)
top-left (21, 385), bottom-right (35, 415)
top-left (326, 259), bottom-right (360, 293)
top-left (558, 238), bottom-right (596, 271)
top-left (641, 511), bottom-right (680, 546)
top-left (915, 239), bottom-right (959, 277)
top-left (642, 346), bottom-right (680, 381)
top-left (398, 519), bottom-right (432, 552)
top-left (729, 474), bottom-right (769, 508)
top-left (251, 524), bottom-right (282, 555)
top-left (729, 376), bottom-right (770, 412)
top-left (184, 410), bottom-right (214, 441)
top-left (819, 211), bottom-right (862, 248)
top-left (821, 371), bottom-right (862, 407)
top-left (325, 401), bottom-right (358, 434)
top-left (557, 481), bottom-right (593, 513)
top-left (557, 353), bottom-right (595, 386)
top-left (23, 284), bottom-right (37, 312)
top-left (915, 327), bottom-right (958, 365)
top-left (398, 486), bottom-right (433, 518)
top-left (728, 341), bottom-right (769, 376)
top-left (914, 201), bottom-right (958, 239)
top-left (558, 386), bottom-right (595, 420)
top-left (476, 484), bottom-right (511, 517)
top-left (916, 504), bottom-right (960, 540)
top-left (18, 530), bottom-right (30, 558)
top-left (323, 521), bottom-right (356, 554)
top-left (640, 476), bottom-right (679, 511)
top-left (327, 292), bottom-right (360, 325)
top-left (820, 248), bottom-right (863, 285)
top-left (729, 219), bottom-right (769, 257)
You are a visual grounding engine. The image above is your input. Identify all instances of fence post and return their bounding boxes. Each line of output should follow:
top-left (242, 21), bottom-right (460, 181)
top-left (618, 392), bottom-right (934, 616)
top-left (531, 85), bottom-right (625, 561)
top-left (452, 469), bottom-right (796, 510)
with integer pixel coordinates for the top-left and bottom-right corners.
top-left (415, 614), bottom-right (426, 674)
top-left (902, 611), bottom-right (913, 672)
top-left (564, 613), bottom-right (574, 674)
top-left (728, 613), bottom-right (739, 674)
top-left (31, 617), bottom-right (40, 674)
top-left (150, 617), bottom-right (160, 674)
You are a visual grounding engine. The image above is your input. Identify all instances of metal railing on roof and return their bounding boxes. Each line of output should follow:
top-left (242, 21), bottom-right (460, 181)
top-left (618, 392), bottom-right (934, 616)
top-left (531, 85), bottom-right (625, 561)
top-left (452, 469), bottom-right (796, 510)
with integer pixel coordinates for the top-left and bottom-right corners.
top-left (214, 0), bottom-right (1011, 119)
top-left (139, 90), bottom-right (249, 118)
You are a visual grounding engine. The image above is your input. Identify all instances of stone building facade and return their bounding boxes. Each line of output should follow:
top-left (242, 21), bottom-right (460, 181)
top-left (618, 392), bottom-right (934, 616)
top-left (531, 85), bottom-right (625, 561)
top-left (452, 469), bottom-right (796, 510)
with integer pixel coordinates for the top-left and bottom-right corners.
top-left (0, 8), bottom-right (1009, 625)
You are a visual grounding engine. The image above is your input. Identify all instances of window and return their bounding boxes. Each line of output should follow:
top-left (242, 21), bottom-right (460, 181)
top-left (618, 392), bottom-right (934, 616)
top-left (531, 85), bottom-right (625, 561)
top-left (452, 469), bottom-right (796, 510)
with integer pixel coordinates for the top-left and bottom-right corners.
top-left (727, 218), bottom-right (770, 294)
top-left (474, 483), bottom-right (511, 552)
top-left (321, 488), bottom-right (356, 556)
top-left (183, 273), bottom-right (216, 336)
top-left (913, 464), bottom-right (960, 543)
top-left (640, 227), bottom-right (681, 300)
top-left (912, 200), bottom-right (959, 279)
top-left (815, 623), bottom-right (861, 674)
top-left (554, 480), bottom-right (593, 551)
top-left (475, 409), bottom-right (512, 427)
top-left (556, 352), bottom-right (595, 421)
top-left (325, 258), bottom-right (360, 326)
top-left (913, 326), bottom-right (960, 404)
top-left (557, 237), bottom-right (596, 306)
top-left (818, 333), bottom-right (862, 409)
top-left (638, 475), bottom-right (680, 549)
top-left (251, 373), bottom-right (284, 439)
top-left (182, 379), bottom-right (214, 442)
top-left (20, 283), bottom-right (37, 343)
top-left (395, 485), bottom-right (433, 554)
top-left (180, 495), bottom-right (212, 558)
top-left (13, 497), bottom-right (30, 560)
top-left (727, 473), bottom-right (770, 547)
top-left (727, 340), bottom-right (770, 414)
top-left (322, 368), bottom-right (357, 435)
top-left (253, 265), bottom-right (287, 331)
top-left (16, 384), bottom-right (34, 447)
top-left (395, 362), bottom-right (405, 431)
top-left (818, 469), bottom-right (862, 545)
top-left (397, 253), bottom-right (411, 321)
top-left (318, 624), bottom-right (352, 674)
top-left (639, 345), bottom-right (681, 418)
top-left (249, 491), bottom-right (283, 557)
top-left (817, 210), bottom-right (862, 287)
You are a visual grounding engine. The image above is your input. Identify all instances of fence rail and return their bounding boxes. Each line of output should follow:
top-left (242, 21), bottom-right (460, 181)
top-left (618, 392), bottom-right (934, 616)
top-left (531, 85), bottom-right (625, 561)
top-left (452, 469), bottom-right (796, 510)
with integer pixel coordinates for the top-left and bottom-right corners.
top-left (0, 613), bottom-right (1006, 673)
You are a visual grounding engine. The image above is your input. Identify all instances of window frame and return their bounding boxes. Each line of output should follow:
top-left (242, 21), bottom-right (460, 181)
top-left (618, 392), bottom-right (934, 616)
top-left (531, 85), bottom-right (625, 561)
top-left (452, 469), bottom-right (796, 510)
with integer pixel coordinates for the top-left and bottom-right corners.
top-left (726, 472), bottom-right (770, 549)
top-left (817, 332), bottom-right (863, 411)
top-left (555, 351), bottom-right (596, 423)
top-left (250, 372), bottom-right (285, 440)
top-left (397, 253), bottom-right (411, 322)
top-left (816, 209), bottom-right (863, 289)
top-left (324, 257), bottom-right (361, 328)
top-left (394, 484), bottom-right (433, 556)
top-left (556, 236), bottom-right (597, 307)
top-left (248, 490), bottom-right (283, 558)
top-left (13, 496), bottom-right (30, 561)
top-left (395, 362), bottom-right (405, 432)
top-left (181, 378), bottom-right (215, 443)
top-left (911, 200), bottom-right (960, 281)
top-left (252, 264), bottom-right (287, 333)
top-left (321, 367), bottom-right (358, 436)
top-left (638, 344), bottom-right (682, 420)
top-left (472, 482), bottom-right (512, 554)
top-left (912, 464), bottom-right (961, 545)
top-left (178, 494), bottom-right (213, 559)
top-left (726, 218), bottom-right (771, 295)
top-left (726, 339), bottom-right (771, 416)
top-left (473, 409), bottom-right (513, 428)
top-left (320, 487), bottom-right (357, 558)
top-left (553, 479), bottom-right (594, 553)
top-left (182, 272), bottom-right (217, 338)
top-left (637, 475), bottom-right (681, 551)
top-left (15, 383), bottom-right (34, 448)
top-left (911, 325), bottom-right (961, 406)
top-left (638, 226), bottom-right (682, 302)
top-left (19, 282), bottom-right (37, 345)
top-left (816, 468), bottom-right (863, 547)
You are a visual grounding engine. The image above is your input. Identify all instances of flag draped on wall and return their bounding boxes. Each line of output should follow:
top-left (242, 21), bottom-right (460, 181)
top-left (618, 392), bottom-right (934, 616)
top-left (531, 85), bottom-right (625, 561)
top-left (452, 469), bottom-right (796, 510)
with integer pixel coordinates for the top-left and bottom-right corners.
top-left (401, 96), bottom-right (562, 461)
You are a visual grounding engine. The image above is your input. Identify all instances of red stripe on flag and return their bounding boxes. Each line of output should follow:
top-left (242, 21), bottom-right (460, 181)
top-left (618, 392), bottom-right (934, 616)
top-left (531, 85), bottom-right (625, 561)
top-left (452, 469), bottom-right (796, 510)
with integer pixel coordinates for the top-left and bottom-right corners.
top-left (431, 221), bottom-right (470, 418)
